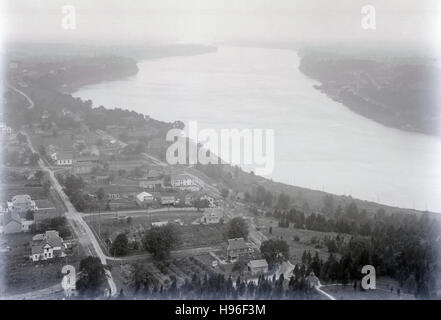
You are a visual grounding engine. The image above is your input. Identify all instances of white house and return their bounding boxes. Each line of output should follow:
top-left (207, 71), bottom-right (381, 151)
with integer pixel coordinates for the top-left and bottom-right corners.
top-left (135, 191), bottom-right (154, 208)
top-left (7, 194), bottom-right (37, 214)
top-left (30, 230), bottom-right (67, 262)
top-left (160, 195), bottom-right (176, 206)
top-left (171, 174), bottom-right (200, 191)
top-left (151, 221), bottom-right (168, 227)
top-left (202, 208), bottom-right (222, 224)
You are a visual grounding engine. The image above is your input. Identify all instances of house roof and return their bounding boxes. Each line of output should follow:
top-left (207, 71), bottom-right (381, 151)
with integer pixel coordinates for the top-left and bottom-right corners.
top-left (136, 191), bottom-right (153, 201)
top-left (31, 230), bottom-right (64, 255)
top-left (248, 259), bottom-right (268, 269)
top-left (3, 211), bottom-right (22, 226)
top-left (227, 238), bottom-right (248, 251)
top-left (11, 194), bottom-right (32, 204)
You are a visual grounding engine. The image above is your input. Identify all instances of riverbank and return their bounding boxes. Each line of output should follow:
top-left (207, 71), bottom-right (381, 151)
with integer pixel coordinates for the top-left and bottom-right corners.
top-left (298, 53), bottom-right (441, 137)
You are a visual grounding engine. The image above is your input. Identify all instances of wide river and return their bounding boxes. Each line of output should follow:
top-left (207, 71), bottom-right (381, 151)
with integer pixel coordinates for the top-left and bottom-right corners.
top-left (74, 46), bottom-right (441, 212)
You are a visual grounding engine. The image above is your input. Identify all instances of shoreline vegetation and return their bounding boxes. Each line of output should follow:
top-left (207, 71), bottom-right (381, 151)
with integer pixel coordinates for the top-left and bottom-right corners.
top-left (4, 42), bottom-right (439, 216)
top-left (297, 51), bottom-right (441, 138)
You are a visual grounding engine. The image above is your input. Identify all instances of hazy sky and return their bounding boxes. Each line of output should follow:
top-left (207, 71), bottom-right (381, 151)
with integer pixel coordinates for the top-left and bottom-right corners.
top-left (2, 0), bottom-right (441, 50)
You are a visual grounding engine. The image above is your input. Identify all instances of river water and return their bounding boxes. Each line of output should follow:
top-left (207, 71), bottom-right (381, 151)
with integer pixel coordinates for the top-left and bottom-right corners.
top-left (73, 46), bottom-right (441, 212)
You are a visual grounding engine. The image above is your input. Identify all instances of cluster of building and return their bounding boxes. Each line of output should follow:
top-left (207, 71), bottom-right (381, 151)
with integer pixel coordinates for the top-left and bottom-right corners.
top-left (224, 237), bottom-right (271, 276)
top-left (0, 195), bottom-right (37, 234)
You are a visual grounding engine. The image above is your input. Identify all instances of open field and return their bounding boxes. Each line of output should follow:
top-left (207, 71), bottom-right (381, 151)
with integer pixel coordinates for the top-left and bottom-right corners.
top-left (85, 210), bottom-right (228, 255)
top-left (0, 185), bottom-right (48, 202)
top-left (255, 216), bottom-right (350, 263)
top-left (320, 284), bottom-right (415, 300)
top-left (0, 233), bottom-right (82, 296)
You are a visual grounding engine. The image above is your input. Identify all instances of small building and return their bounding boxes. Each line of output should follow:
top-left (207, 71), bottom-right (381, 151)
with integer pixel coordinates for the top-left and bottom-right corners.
top-left (30, 230), bottom-right (67, 262)
top-left (227, 238), bottom-right (252, 261)
top-left (202, 208), bottom-right (222, 224)
top-left (2, 212), bottom-right (25, 234)
top-left (8, 194), bottom-right (37, 214)
top-left (184, 192), bottom-right (198, 206)
top-left (135, 191), bottom-right (154, 208)
top-left (151, 221), bottom-right (168, 228)
top-left (107, 193), bottom-right (121, 200)
top-left (171, 174), bottom-right (200, 191)
top-left (139, 179), bottom-right (164, 190)
top-left (161, 195), bottom-right (176, 206)
top-left (200, 195), bottom-right (216, 208)
top-left (247, 259), bottom-right (269, 275)
top-left (75, 155), bottom-right (99, 164)
top-left (55, 151), bottom-right (73, 166)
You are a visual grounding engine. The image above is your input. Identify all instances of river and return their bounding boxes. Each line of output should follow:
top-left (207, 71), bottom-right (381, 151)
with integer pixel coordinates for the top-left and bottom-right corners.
top-left (73, 46), bottom-right (441, 212)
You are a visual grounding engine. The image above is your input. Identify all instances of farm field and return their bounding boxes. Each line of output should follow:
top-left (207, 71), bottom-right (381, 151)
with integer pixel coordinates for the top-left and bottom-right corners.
top-left (85, 210), bottom-right (227, 255)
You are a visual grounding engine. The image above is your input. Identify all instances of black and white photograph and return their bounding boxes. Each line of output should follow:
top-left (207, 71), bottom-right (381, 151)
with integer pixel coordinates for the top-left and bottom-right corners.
top-left (0, 0), bottom-right (441, 305)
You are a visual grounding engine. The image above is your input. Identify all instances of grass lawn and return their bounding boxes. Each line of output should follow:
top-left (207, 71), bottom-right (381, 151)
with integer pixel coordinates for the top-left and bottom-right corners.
top-left (0, 233), bottom-right (83, 296)
top-left (0, 185), bottom-right (48, 202)
top-left (320, 284), bottom-right (415, 300)
top-left (177, 224), bottom-right (227, 249)
top-left (258, 217), bottom-right (350, 263)
top-left (86, 210), bottom-right (226, 255)
top-left (86, 210), bottom-right (204, 238)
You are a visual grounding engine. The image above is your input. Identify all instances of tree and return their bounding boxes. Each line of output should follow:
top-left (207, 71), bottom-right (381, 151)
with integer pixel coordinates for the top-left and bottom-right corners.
top-left (43, 180), bottom-right (51, 195)
top-left (142, 224), bottom-right (181, 260)
top-left (131, 263), bottom-right (156, 293)
top-left (276, 193), bottom-right (291, 211)
top-left (29, 153), bottom-right (40, 165)
top-left (34, 170), bottom-right (44, 182)
top-left (38, 145), bottom-right (46, 157)
top-left (25, 210), bottom-right (34, 220)
top-left (322, 195), bottom-right (335, 215)
top-left (193, 199), bottom-right (209, 211)
top-left (110, 233), bottom-right (129, 256)
top-left (260, 239), bottom-right (289, 266)
top-left (96, 187), bottom-right (105, 201)
top-left (226, 217), bottom-right (249, 240)
top-left (17, 132), bottom-right (27, 144)
top-left (76, 256), bottom-right (107, 297)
